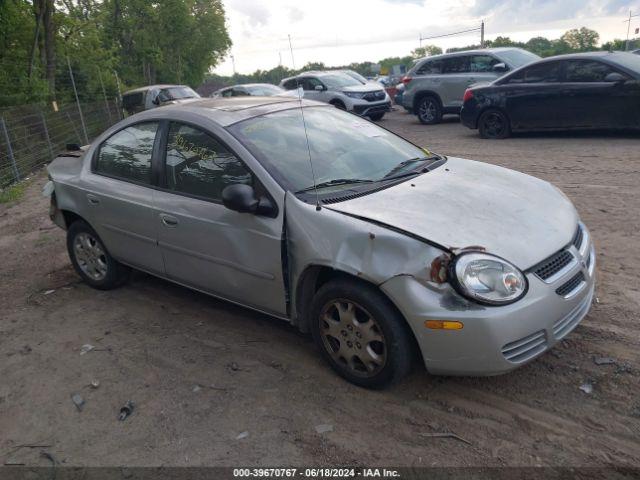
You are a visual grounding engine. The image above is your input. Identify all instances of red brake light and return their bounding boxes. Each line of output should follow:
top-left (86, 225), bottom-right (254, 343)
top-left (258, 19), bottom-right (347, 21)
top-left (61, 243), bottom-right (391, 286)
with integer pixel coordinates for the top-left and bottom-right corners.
top-left (402, 76), bottom-right (412, 85)
top-left (463, 89), bottom-right (474, 103)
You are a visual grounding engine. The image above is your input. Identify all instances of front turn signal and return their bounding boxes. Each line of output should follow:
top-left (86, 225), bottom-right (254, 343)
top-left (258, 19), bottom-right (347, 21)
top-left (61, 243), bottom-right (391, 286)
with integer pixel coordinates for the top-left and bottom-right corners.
top-left (425, 320), bottom-right (463, 330)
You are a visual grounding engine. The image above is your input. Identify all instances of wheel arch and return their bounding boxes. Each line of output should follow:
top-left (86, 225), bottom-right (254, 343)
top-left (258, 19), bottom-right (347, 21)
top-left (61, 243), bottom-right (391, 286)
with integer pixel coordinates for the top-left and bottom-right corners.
top-left (293, 265), bottom-right (421, 356)
top-left (412, 90), bottom-right (443, 111)
top-left (60, 209), bottom-right (90, 230)
top-left (329, 98), bottom-right (347, 109)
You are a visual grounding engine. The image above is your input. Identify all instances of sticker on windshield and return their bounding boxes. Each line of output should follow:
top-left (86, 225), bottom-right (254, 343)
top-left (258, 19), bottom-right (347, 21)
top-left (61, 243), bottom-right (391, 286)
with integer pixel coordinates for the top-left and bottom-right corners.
top-left (351, 121), bottom-right (383, 137)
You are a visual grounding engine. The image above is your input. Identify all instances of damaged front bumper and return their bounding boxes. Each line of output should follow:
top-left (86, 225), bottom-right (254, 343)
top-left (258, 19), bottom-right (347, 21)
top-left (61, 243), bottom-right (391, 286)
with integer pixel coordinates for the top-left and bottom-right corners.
top-left (380, 248), bottom-right (596, 376)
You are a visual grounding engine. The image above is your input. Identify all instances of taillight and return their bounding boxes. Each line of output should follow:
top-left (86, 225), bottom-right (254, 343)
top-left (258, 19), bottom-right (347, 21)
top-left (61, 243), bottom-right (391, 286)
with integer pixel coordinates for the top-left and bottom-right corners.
top-left (402, 76), bottom-right (412, 85)
top-left (463, 89), bottom-right (474, 103)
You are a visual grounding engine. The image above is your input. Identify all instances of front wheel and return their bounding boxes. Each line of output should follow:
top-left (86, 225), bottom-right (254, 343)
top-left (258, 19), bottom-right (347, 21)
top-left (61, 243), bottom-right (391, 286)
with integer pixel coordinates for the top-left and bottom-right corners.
top-left (310, 278), bottom-right (413, 389)
top-left (478, 109), bottom-right (511, 139)
top-left (67, 220), bottom-right (130, 290)
top-left (368, 112), bottom-right (385, 121)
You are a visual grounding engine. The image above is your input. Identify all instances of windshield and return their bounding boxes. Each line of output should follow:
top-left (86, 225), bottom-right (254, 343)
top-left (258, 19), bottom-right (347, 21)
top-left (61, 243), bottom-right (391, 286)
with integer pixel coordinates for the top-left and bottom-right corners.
top-left (320, 74), bottom-right (363, 89)
top-left (341, 70), bottom-right (367, 84)
top-left (245, 84), bottom-right (284, 96)
top-left (158, 86), bottom-right (199, 102)
top-left (495, 49), bottom-right (540, 68)
top-left (229, 107), bottom-right (430, 192)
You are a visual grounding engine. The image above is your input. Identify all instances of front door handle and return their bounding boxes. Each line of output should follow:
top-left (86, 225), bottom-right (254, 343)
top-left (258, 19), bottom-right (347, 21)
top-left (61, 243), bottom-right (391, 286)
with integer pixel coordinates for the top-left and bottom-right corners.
top-left (159, 213), bottom-right (178, 227)
top-left (86, 194), bottom-right (100, 206)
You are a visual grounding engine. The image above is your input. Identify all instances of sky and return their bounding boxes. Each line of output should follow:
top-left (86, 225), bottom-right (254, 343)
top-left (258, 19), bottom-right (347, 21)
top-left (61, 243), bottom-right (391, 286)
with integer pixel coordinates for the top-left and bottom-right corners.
top-left (214, 0), bottom-right (640, 76)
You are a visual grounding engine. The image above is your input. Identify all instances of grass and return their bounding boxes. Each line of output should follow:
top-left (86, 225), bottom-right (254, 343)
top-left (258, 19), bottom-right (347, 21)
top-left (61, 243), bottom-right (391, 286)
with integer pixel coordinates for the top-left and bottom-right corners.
top-left (0, 182), bottom-right (26, 204)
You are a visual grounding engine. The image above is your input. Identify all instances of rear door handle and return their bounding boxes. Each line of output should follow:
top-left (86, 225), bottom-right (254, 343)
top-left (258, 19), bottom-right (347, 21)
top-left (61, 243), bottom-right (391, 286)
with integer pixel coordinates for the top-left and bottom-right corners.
top-left (86, 194), bottom-right (100, 206)
top-left (159, 213), bottom-right (178, 227)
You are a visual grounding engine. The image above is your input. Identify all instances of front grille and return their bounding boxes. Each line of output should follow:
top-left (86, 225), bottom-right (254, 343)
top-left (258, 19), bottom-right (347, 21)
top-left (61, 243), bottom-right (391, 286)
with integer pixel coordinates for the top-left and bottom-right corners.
top-left (362, 90), bottom-right (386, 102)
top-left (572, 224), bottom-right (584, 250)
top-left (534, 250), bottom-right (574, 281)
top-left (556, 271), bottom-right (585, 297)
top-left (502, 330), bottom-right (547, 363)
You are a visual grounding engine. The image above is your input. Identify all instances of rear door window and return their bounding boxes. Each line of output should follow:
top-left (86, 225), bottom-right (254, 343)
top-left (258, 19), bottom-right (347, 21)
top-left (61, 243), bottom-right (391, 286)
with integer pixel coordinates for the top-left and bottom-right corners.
top-left (282, 79), bottom-right (299, 90)
top-left (95, 122), bottom-right (158, 184)
top-left (416, 59), bottom-right (442, 75)
top-left (507, 62), bottom-right (562, 84)
top-left (164, 122), bottom-right (252, 201)
top-left (442, 56), bottom-right (470, 74)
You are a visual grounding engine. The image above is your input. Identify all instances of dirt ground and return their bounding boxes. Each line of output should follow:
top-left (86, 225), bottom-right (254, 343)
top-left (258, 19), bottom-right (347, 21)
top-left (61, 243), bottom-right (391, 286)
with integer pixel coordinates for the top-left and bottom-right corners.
top-left (1, 109), bottom-right (639, 468)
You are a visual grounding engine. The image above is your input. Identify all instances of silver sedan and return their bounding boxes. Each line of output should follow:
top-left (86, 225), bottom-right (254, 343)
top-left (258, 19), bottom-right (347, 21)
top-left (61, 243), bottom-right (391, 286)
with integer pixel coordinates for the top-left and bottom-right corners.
top-left (45, 97), bottom-right (595, 388)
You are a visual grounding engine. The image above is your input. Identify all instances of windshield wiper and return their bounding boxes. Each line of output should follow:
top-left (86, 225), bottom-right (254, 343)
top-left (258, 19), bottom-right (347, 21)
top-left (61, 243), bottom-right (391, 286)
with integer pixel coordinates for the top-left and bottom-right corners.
top-left (295, 178), bottom-right (375, 193)
top-left (381, 156), bottom-right (439, 180)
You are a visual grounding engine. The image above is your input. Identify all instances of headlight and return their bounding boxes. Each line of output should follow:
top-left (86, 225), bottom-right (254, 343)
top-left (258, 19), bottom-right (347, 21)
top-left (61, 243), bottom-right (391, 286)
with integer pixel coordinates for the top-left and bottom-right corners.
top-left (343, 91), bottom-right (365, 99)
top-left (450, 252), bottom-right (527, 305)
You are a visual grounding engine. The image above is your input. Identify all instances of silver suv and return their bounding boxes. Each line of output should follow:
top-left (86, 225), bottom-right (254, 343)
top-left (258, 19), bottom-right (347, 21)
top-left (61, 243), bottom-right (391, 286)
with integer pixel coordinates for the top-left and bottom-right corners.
top-left (403, 48), bottom-right (540, 124)
top-left (280, 71), bottom-right (391, 120)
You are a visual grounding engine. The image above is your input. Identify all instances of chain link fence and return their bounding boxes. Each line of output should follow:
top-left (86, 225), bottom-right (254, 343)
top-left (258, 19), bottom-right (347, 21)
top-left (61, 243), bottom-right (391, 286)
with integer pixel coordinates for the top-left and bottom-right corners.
top-left (0, 58), bottom-right (125, 188)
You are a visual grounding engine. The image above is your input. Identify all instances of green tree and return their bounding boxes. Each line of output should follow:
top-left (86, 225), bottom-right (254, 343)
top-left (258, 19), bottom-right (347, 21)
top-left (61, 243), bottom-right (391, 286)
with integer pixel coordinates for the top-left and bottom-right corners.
top-left (560, 27), bottom-right (599, 52)
top-left (411, 44), bottom-right (442, 58)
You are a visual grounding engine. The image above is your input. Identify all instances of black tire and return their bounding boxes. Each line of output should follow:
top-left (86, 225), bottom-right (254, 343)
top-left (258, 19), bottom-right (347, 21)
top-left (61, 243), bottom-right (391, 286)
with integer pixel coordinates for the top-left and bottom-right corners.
top-left (416, 95), bottom-right (442, 125)
top-left (368, 112), bottom-right (385, 121)
top-left (310, 278), bottom-right (413, 389)
top-left (478, 109), bottom-right (511, 139)
top-left (66, 220), bottom-right (130, 290)
top-left (330, 100), bottom-right (346, 110)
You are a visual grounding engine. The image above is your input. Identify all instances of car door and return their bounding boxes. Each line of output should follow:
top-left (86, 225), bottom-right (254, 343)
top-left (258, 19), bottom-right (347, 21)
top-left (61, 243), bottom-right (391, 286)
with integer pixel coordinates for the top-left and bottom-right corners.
top-left (440, 55), bottom-right (473, 108)
top-left (87, 121), bottom-right (165, 274)
top-left (559, 59), bottom-right (635, 129)
top-left (300, 77), bottom-right (327, 102)
top-left (153, 121), bottom-right (287, 316)
top-left (501, 61), bottom-right (564, 130)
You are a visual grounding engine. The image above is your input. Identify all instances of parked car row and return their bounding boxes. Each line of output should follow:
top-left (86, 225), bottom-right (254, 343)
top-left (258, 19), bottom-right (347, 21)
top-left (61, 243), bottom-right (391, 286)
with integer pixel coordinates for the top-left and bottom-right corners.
top-left (401, 48), bottom-right (640, 138)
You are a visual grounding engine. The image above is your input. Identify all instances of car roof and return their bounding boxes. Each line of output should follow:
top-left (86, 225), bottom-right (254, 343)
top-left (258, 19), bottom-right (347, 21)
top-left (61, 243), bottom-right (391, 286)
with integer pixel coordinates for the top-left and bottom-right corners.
top-left (216, 83), bottom-right (279, 91)
top-left (123, 84), bottom-right (190, 95)
top-left (414, 47), bottom-right (527, 63)
top-left (130, 97), bottom-right (326, 127)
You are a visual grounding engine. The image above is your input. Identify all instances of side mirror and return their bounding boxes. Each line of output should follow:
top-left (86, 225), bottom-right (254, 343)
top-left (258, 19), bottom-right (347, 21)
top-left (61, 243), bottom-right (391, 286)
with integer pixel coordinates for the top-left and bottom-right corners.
top-left (314, 84), bottom-right (325, 91)
top-left (222, 184), bottom-right (259, 213)
top-left (222, 184), bottom-right (278, 217)
top-left (152, 96), bottom-right (160, 105)
top-left (492, 63), bottom-right (507, 72)
top-left (604, 72), bottom-right (626, 83)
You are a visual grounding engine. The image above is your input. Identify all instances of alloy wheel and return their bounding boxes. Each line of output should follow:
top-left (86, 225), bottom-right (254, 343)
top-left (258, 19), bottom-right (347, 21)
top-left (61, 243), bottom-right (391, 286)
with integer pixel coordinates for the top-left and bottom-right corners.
top-left (419, 99), bottom-right (437, 122)
top-left (73, 232), bottom-right (108, 281)
top-left (319, 299), bottom-right (387, 378)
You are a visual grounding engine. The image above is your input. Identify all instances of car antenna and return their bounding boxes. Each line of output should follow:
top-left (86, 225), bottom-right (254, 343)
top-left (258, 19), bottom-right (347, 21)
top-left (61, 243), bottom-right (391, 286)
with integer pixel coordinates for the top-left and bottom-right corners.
top-left (289, 34), bottom-right (321, 212)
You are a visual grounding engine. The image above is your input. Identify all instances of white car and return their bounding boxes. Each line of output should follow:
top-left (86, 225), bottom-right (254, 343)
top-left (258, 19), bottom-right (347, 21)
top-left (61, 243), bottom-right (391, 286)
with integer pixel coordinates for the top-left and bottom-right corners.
top-left (280, 71), bottom-right (391, 120)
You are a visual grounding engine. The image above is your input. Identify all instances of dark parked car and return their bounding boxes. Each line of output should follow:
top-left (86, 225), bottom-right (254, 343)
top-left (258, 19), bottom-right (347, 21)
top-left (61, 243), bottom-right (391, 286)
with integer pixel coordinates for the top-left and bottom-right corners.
top-left (461, 51), bottom-right (640, 138)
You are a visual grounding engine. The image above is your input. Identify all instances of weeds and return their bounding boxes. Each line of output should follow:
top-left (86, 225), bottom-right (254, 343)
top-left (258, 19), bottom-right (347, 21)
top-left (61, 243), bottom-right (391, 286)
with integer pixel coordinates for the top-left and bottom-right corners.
top-left (0, 182), bottom-right (26, 203)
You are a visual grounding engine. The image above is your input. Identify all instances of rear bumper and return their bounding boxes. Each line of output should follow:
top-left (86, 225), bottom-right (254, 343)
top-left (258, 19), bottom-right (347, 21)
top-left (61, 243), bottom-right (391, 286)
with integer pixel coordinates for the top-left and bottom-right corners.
top-left (460, 106), bottom-right (479, 129)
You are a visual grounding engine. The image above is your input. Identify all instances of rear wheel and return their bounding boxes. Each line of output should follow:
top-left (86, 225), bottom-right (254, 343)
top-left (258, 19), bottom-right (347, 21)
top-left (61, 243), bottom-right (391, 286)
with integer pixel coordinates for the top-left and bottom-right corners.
top-left (417, 95), bottom-right (442, 125)
top-left (478, 109), bottom-right (511, 139)
top-left (368, 112), bottom-right (385, 121)
top-left (67, 220), bottom-right (130, 290)
top-left (310, 278), bottom-right (413, 389)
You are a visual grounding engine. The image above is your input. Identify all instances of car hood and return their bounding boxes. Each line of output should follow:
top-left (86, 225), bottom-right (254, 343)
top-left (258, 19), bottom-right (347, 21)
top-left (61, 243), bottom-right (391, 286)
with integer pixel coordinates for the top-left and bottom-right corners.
top-left (326, 157), bottom-right (578, 270)
top-left (341, 84), bottom-right (385, 93)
